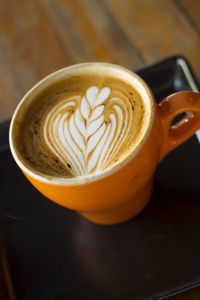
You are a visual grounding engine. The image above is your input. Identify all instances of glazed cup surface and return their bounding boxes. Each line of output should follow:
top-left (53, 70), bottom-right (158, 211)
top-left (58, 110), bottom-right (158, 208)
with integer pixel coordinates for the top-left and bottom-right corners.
top-left (9, 63), bottom-right (200, 225)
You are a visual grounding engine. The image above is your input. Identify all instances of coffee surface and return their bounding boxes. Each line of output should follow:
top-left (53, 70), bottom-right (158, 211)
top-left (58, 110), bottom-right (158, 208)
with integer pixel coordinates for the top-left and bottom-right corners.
top-left (15, 71), bottom-right (145, 178)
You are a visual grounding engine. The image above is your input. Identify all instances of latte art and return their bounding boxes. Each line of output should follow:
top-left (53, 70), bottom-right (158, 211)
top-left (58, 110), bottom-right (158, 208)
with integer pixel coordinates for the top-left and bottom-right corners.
top-left (43, 86), bottom-right (132, 176)
top-left (15, 68), bottom-right (147, 179)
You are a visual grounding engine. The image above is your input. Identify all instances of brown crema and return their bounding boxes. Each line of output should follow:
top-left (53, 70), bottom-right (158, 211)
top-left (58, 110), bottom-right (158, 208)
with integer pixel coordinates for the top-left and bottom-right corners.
top-left (13, 72), bottom-right (145, 178)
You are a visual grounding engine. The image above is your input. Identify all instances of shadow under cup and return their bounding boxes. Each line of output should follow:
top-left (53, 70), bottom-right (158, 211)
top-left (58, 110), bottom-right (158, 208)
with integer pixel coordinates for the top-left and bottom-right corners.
top-left (9, 63), bottom-right (200, 225)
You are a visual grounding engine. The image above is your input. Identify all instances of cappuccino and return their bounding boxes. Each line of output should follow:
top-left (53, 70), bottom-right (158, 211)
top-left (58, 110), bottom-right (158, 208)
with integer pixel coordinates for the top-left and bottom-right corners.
top-left (12, 64), bottom-right (149, 179)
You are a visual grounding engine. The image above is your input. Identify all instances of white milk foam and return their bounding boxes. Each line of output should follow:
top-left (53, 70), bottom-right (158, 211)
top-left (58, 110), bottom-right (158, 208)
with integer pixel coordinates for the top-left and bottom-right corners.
top-left (43, 86), bottom-right (132, 176)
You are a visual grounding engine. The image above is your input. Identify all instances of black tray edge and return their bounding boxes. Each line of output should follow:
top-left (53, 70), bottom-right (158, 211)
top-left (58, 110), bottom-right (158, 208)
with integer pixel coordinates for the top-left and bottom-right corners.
top-left (136, 54), bottom-right (200, 93)
top-left (157, 277), bottom-right (200, 300)
top-left (0, 119), bottom-right (10, 153)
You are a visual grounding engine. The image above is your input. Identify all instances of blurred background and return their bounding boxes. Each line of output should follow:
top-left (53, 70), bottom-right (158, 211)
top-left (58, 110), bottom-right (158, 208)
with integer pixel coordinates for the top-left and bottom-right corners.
top-left (0, 0), bottom-right (200, 299)
top-left (0, 0), bottom-right (199, 122)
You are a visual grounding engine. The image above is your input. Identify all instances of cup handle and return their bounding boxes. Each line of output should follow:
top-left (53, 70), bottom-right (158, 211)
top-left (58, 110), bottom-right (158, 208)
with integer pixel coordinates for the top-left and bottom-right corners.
top-left (157, 91), bottom-right (200, 161)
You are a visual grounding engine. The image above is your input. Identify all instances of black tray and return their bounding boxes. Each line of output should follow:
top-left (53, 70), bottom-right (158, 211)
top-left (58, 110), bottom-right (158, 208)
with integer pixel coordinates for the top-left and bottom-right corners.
top-left (0, 56), bottom-right (200, 300)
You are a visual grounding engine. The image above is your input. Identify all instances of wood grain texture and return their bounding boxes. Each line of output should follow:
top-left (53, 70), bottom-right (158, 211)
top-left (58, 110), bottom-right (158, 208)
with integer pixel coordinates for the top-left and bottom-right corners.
top-left (40, 0), bottom-right (143, 66)
top-left (104, 0), bottom-right (200, 76)
top-left (0, 0), bottom-right (67, 120)
top-left (0, 2), bottom-right (200, 297)
top-left (176, 0), bottom-right (200, 32)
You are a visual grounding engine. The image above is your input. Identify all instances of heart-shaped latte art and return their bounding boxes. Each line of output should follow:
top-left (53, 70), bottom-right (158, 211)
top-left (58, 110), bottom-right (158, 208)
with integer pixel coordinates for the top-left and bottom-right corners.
top-left (43, 86), bottom-right (132, 176)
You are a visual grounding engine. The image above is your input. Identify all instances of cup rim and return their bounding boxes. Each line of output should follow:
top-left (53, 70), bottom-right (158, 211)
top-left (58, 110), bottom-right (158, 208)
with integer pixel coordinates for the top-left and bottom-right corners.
top-left (9, 62), bottom-right (155, 185)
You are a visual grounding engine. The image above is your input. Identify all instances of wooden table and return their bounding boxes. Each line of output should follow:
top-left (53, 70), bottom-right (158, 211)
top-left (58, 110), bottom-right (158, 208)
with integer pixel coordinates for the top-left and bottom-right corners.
top-left (0, 0), bottom-right (200, 299)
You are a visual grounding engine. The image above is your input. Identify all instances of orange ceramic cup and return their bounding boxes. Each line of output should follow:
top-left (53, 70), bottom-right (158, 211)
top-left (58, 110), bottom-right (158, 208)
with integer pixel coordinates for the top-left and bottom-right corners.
top-left (9, 63), bottom-right (200, 225)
